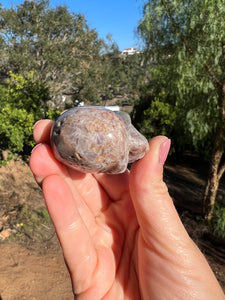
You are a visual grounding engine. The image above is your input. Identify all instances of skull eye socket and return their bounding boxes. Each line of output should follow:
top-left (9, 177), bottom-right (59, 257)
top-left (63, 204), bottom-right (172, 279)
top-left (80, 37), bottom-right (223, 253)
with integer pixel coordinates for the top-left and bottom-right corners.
top-left (53, 120), bottom-right (64, 135)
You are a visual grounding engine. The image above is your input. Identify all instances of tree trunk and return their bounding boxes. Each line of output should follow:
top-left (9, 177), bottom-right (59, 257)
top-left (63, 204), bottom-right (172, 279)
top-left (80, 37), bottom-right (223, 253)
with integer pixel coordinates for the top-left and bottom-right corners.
top-left (203, 78), bottom-right (225, 220)
top-left (203, 124), bottom-right (224, 220)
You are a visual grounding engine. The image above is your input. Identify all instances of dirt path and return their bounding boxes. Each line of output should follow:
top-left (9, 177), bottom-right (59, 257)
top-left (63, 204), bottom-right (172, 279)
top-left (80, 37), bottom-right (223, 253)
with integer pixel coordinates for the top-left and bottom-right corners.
top-left (0, 243), bottom-right (73, 300)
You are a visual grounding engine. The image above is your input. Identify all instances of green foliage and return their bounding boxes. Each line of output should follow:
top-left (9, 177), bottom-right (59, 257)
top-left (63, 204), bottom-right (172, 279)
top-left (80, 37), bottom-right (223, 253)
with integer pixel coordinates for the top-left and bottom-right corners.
top-left (137, 92), bottom-right (177, 139)
top-left (137, 0), bottom-right (225, 157)
top-left (0, 0), bottom-right (105, 102)
top-left (100, 49), bottom-right (146, 105)
top-left (0, 0), bottom-right (147, 154)
top-left (0, 151), bottom-right (15, 166)
top-left (0, 104), bottom-right (34, 152)
top-left (6, 71), bottom-right (50, 119)
top-left (0, 72), bottom-right (50, 153)
top-left (138, 0), bottom-right (225, 219)
top-left (0, 0), bottom-right (146, 106)
top-left (0, 84), bottom-right (7, 109)
top-left (46, 107), bottom-right (61, 121)
top-left (210, 197), bottom-right (225, 240)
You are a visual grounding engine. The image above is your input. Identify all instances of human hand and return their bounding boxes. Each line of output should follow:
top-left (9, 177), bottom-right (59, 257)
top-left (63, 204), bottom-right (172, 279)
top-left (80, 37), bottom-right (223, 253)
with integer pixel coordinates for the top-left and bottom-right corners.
top-left (30, 119), bottom-right (224, 300)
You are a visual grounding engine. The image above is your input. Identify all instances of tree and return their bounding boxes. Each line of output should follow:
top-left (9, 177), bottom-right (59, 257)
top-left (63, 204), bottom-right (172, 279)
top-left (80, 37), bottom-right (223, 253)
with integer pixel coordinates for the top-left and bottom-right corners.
top-left (0, 0), bottom-right (104, 103)
top-left (138, 0), bottom-right (225, 219)
top-left (100, 50), bottom-right (146, 104)
top-left (0, 1), bottom-right (146, 106)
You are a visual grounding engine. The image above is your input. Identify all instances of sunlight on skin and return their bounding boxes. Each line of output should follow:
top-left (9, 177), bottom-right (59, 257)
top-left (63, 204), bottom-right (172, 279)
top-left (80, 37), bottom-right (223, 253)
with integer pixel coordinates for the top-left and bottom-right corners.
top-left (30, 119), bottom-right (225, 299)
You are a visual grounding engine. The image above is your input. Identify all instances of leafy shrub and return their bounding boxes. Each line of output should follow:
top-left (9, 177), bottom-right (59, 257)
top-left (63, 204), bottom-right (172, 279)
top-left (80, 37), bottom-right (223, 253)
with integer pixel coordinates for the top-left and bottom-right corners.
top-left (0, 85), bottom-right (7, 110)
top-left (0, 72), bottom-right (50, 153)
top-left (0, 104), bottom-right (34, 152)
top-left (137, 91), bottom-right (177, 139)
top-left (46, 107), bottom-right (61, 120)
top-left (116, 100), bottom-right (122, 106)
top-left (6, 71), bottom-right (50, 120)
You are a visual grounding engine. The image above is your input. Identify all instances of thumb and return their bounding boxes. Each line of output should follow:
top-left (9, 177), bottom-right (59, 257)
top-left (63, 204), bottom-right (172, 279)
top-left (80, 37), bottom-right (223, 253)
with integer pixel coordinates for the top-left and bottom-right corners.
top-left (130, 136), bottom-right (190, 244)
top-left (129, 136), bottom-right (225, 299)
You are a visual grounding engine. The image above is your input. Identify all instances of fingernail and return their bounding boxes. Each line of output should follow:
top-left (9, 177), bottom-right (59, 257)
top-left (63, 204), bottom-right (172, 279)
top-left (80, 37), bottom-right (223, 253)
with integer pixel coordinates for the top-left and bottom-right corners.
top-left (159, 139), bottom-right (171, 165)
top-left (33, 120), bottom-right (42, 130)
top-left (60, 110), bottom-right (67, 115)
top-left (31, 143), bottom-right (44, 154)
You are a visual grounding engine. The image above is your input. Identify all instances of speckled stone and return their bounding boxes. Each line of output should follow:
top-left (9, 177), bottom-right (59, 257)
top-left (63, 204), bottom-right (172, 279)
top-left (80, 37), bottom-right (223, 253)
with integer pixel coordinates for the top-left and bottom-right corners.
top-left (51, 106), bottom-right (149, 174)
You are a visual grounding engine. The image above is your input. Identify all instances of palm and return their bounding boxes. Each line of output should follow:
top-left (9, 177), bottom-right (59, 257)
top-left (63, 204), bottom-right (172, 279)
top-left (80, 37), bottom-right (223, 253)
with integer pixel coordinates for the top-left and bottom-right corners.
top-left (46, 165), bottom-right (141, 298)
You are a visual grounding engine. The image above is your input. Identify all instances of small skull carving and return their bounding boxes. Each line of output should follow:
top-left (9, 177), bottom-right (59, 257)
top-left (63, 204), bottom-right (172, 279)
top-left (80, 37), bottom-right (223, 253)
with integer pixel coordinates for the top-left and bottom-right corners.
top-left (51, 106), bottom-right (149, 174)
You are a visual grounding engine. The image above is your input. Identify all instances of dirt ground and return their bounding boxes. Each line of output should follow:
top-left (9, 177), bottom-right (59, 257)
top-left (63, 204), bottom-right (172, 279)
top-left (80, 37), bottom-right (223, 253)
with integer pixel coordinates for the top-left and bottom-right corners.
top-left (0, 156), bottom-right (224, 299)
top-left (0, 159), bottom-right (74, 299)
top-left (0, 243), bottom-right (73, 300)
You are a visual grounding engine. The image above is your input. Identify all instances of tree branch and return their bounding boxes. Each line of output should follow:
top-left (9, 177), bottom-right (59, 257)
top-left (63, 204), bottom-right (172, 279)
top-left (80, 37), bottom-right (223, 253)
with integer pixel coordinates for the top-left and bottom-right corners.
top-left (218, 162), bottom-right (225, 181)
top-left (204, 63), bottom-right (223, 87)
top-left (183, 41), bottom-right (223, 87)
top-left (163, 1), bottom-right (223, 90)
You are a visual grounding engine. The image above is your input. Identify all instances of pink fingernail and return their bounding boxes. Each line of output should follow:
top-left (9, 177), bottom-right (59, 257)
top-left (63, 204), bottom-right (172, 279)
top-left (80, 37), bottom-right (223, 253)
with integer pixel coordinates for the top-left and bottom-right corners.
top-left (159, 139), bottom-right (171, 165)
top-left (33, 119), bottom-right (42, 130)
top-left (31, 143), bottom-right (44, 154)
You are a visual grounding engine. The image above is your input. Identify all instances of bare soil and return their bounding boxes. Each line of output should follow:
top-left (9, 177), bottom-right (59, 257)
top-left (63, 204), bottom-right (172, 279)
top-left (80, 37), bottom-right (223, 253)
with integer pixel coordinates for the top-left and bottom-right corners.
top-left (0, 155), bottom-right (224, 299)
top-left (0, 159), bottom-right (74, 299)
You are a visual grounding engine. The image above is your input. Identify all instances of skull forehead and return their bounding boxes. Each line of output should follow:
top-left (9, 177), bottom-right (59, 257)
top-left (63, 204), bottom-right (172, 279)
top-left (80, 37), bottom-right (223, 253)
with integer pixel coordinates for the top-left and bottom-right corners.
top-left (115, 110), bottom-right (131, 126)
top-left (51, 106), bottom-right (149, 174)
top-left (55, 107), bottom-right (126, 138)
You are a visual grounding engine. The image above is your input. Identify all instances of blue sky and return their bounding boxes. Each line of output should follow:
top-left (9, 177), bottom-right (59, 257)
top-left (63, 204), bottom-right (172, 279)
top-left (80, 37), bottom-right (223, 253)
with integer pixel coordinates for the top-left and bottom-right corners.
top-left (1, 0), bottom-right (144, 50)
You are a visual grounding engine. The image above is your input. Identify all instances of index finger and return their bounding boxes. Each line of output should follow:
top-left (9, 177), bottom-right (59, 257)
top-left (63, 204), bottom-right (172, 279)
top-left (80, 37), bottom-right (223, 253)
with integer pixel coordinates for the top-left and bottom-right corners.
top-left (33, 119), bottom-right (54, 144)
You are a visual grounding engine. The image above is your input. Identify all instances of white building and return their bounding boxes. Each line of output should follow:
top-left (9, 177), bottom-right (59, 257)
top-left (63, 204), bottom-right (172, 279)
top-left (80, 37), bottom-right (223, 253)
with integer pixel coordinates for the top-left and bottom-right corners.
top-left (121, 48), bottom-right (140, 56)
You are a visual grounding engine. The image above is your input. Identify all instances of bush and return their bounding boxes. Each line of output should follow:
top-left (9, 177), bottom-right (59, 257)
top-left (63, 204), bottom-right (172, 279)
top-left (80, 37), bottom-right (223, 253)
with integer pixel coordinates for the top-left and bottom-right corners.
top-left (0, 104), bottom-right (35, 152)
top-left (135, 91), bottom-right (177, 139)
top-left (6, 71), bottom-right (50, 120)
top-left (46, 107), bottom-right (61, 120)
top-left (0, 72), bottom-right (50, 154)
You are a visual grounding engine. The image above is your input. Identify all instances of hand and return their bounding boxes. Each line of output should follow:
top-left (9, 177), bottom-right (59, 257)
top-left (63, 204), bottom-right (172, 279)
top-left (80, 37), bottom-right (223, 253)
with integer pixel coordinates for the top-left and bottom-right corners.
top-left (30, 119), bottom-right (224, 300)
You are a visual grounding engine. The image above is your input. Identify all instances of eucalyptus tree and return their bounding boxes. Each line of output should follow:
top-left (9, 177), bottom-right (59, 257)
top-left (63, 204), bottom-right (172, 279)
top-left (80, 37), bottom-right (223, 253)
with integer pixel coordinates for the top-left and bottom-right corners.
top-left (0, 0), bottom-right (104, 102)
top-left (138, 0), bottom-right (225, 219)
